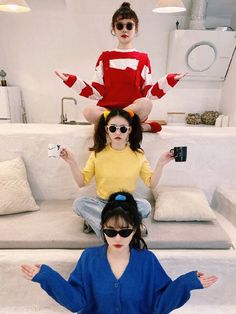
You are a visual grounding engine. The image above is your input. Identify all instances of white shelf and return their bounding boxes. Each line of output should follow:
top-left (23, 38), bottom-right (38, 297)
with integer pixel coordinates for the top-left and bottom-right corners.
top-left (0, 86), bottom-right (23, 123)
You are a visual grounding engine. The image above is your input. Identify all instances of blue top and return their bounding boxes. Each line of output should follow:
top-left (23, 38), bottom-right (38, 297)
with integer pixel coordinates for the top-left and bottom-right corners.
top-left (32, 245), bottom-right (203, 314)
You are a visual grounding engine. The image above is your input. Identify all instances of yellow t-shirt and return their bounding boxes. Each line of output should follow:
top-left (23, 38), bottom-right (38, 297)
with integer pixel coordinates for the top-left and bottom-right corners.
top-left (82, 145), bottom-right (152, 199)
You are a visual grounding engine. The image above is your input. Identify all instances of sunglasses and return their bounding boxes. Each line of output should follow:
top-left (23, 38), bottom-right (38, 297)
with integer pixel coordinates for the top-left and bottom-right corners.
top-left (103, 228), bottom-right (133, 238)
top-left (107, 125), bottom-right (130, 133)
top-left (115, 22), bottom-right (135, 31)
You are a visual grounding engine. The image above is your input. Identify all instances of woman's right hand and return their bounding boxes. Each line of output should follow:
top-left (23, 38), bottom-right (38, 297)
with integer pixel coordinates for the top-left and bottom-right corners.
top-left (60, 148), bottom-right (77, 165)
top-left (55, 71), bottom-right (69, 82)
top-left (21, 264), bottom-right (41, 281)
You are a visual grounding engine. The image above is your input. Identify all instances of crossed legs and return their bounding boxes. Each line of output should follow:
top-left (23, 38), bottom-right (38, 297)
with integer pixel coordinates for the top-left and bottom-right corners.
top-left (82, 98), bottom-right (161, 132)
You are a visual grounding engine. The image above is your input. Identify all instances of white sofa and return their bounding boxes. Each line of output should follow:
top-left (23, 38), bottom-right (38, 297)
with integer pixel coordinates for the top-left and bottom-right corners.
top-left (0, 124), bottom-right (235, 249)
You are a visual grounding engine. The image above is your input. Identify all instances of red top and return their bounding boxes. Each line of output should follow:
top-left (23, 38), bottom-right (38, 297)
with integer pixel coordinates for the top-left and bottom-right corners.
top-left (64, 49), bottom-right (178, 109)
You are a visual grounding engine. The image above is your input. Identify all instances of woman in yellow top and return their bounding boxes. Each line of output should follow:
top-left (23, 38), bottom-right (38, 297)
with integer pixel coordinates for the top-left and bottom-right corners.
top-left (60, 109), bottom-right (173, 237)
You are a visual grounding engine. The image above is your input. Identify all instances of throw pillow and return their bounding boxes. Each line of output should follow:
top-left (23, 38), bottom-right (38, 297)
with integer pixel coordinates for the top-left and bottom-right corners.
top-left (153, 186), bottom-right (216, 221)
top-left (0, 156), bottom-right (39, 215)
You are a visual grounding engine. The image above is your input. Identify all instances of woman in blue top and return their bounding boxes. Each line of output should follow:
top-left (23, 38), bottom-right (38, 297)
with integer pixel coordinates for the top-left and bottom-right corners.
top-left (21, 192), bottom-right (218, 314)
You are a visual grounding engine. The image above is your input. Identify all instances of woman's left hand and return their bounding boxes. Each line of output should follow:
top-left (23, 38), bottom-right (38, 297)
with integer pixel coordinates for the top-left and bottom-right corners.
top-left (197, 272), bottom-right (218, 288)
top-left (157, 151), bottom-right (174, 167)
top-left (174, 73), bottom-right (187, 80)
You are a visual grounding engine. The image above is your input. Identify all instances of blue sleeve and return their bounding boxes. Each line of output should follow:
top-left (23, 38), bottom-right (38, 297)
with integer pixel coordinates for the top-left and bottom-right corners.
top-left (32, 255), bottom-right (88, 312)
top-left (154, 270), bottom-right (203, 314)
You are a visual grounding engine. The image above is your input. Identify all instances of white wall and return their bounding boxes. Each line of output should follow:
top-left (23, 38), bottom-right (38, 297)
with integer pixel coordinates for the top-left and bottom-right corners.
top-left (0, 0), bottom-right (232, 123)
top-left (220, 11), bottom-right (236, 126)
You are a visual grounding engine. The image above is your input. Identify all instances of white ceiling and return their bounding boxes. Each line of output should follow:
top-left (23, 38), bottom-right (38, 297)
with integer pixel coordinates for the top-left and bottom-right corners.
top-left (26, 0), bottom-right (236, 19)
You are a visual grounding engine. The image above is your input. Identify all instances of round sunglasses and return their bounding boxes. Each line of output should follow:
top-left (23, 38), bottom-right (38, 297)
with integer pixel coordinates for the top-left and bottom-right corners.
top-left (103, 228), bottom-right (133, 238)
top-left (115, 22), bottom-right (134, 31)
top-left (107, 125), bottom-right (130, 133)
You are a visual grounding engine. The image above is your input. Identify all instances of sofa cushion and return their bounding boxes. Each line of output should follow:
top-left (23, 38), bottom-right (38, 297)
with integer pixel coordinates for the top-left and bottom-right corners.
top-left (153, 186), bottom-right (216, 221)
top-left (0, 200), bottom-right (231, 249)
top-left (0, 157), bottom-right (39, 215)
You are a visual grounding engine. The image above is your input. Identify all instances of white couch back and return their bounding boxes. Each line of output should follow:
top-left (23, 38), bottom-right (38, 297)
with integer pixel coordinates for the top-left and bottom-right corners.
top-left (1, 124), bottom-right (236, 202)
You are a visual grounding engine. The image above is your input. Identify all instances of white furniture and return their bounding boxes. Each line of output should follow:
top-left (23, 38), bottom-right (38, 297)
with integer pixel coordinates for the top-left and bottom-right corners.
top-left (0, 86), bottom-right (23, 123)
top-left (0, 124), bottom-right (236, 313)
top-left (0, 123), bottom-right (235, 249)
top-left (212, 187), bottom-right (236, 227)
top-left (1, 124), bottom-right (236, 201)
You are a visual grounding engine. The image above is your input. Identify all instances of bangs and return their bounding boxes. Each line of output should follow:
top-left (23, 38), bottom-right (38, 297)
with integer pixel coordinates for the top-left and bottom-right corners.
top-left (116, 14), bottom-right (135, 22)
top-left (102, 207), bottom-right (134, 228)
top-left (105, 216), bottom-right (129, 229)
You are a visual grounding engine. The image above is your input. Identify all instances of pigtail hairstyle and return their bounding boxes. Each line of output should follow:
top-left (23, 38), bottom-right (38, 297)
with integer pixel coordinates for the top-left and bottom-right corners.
top-left (128, 112), bottom-right (143, 152)
top-left (101, 191), bottom-right (148, 250)
top-left (90, 114), bottom-right (107, 153)
top-left (112, 2), bottom-right (139, 31)
top-left (89, 109), bottom-right (143, 153)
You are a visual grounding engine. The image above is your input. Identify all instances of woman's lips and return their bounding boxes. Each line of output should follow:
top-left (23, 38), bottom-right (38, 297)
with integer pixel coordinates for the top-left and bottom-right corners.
top-left (121, 35), bottom-right (128, 38)
top-left (114, 244), bottom-right (123, 248)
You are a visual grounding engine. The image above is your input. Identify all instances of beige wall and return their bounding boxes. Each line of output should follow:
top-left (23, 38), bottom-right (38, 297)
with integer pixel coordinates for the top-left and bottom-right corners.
top-left (220, 51), bottom-right (236, 126)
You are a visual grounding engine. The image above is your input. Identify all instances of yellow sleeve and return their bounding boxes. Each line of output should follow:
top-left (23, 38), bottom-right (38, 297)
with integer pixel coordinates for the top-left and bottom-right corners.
top-left (140, 155), bottom-right (153, 187)
top-left (82, 152), bottom-right (95, 185)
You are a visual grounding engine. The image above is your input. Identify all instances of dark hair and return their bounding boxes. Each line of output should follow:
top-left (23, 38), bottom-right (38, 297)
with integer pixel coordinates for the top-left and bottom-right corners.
top-left (101, 192), bottom-right (147, 250)
top-left (89, 109), bottom-right (143, 153)
top-left (112, 2), bottom-right (139, 31)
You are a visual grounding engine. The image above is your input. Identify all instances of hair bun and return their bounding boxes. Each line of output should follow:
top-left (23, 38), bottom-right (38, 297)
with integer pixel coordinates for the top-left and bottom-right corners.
top-left (115, 194), bottom-right (127, 201)
top-left (121, 2), bottom-right (131, 8)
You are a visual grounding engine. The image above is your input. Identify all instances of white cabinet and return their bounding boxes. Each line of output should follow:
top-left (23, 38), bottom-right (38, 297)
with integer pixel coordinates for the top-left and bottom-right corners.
top-left (0, 86), bottom-right (23, 123)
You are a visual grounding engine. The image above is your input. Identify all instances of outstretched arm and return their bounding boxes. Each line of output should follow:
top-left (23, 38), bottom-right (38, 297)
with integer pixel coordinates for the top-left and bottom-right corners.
top-left (60, 148), bottom-right (85, 188)
top-left (21, 263), bottom-right (87, 312)
top-left (150, 151), bottom-right (174, 189)
top-left (54, 66), bottom-right (104, 100)
top-left (155, 271), bottom-right (218, 314)
top-left (144, 73), bottom-right (187, 100)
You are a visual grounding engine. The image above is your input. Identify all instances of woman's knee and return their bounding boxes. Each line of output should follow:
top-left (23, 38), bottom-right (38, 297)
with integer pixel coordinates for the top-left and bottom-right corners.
top-left (83, 106), bottom-right (104, 123)
top-left (134, 97), bottom-right (152, 108)
top-left (73, 197), bottom-right (88, 216)
top-left (137, 199), bottom-right (152, 218)
top-left (131, 98), bottom-right (153, 120)
top-left (82, 106), bottom-right (94, 120)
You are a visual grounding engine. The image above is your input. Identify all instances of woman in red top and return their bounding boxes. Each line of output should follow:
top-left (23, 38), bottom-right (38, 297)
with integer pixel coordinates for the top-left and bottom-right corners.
top-left (56, 2), bottom-right (185, 132)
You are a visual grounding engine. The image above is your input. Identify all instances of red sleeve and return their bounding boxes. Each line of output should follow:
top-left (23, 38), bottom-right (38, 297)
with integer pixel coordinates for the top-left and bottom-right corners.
top-left (167, 73), bottom-right (179, 87)
top-left (64, 74), bottom-right (77, 88)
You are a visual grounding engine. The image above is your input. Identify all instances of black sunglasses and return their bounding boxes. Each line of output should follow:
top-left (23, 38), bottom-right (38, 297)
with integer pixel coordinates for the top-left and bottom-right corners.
top-left (115, 22), bottom-right (134, 31)
top-left (103, 228), bottom-right (133, 238)
top-left (107, 125), bottom-right (130, 133)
